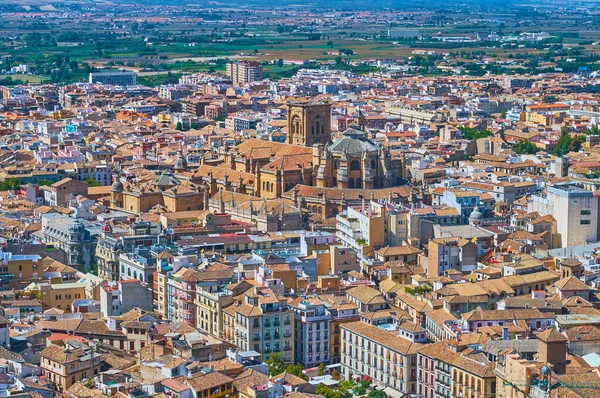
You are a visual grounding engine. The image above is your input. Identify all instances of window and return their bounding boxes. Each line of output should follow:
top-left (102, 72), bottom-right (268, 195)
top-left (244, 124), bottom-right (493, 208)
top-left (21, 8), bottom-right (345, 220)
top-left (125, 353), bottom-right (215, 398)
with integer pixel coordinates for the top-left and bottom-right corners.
top-left (581, 210), bottom-right (591, 215)
top-left (581, 220), bottom-right (591, 225)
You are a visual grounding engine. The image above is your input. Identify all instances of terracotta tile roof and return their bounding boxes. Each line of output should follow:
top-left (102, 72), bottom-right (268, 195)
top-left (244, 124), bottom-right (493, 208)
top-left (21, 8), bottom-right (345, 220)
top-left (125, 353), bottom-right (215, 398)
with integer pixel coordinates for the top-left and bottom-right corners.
top-left (346, 285), bottom-right (386, 305)
top-left (185, 372), bottom-right (233, 391)
top-left (555, 276), bottom-right (591, 292)
top-left (375, 245), bottom-right (422, 257)
top-left (341, 321), bottom-right (423, 355)
top-left (537, 328), bottom-right (568, 343)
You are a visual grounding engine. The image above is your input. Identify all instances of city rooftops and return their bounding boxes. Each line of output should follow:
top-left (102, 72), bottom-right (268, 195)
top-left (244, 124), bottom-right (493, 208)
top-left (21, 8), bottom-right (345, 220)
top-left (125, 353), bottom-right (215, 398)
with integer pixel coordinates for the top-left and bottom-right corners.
top-left (548, 182), bottom-right (592, 197)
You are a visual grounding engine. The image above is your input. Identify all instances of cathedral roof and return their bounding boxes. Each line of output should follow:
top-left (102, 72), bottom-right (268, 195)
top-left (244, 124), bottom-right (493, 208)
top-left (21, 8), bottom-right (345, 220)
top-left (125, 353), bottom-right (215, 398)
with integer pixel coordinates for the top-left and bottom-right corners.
top-left (152, 170), bottom-right (181, 187)
top-left (328, 127), bottom-right (380, 154)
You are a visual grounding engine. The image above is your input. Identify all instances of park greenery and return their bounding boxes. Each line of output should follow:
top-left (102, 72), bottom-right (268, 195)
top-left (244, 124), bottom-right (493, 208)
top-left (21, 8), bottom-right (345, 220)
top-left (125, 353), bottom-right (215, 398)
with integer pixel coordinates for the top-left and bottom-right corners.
top-left (458, 127), bottom-right (493, 141)
top-left (513, 139), bottom-right (539, 155)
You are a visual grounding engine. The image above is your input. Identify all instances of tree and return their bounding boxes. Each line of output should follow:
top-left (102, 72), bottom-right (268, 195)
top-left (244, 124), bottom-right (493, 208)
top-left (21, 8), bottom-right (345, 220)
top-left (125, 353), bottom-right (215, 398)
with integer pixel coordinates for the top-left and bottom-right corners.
top-left (37, 179), bottom-right (54, 186)
top-left (0, 178), bottom-right (21, 191)
top-left (586, 125), bottom-right (600, 136)
top-left (458, 127), bottom-right (493, 141)
top-left (85, 178), bottom-right (101, 187)
top-left (285, 363), bottom-right (307, 380)
top-left (175, 122), bottom-right (183, 131)
top-left (368, 391), bottom-right (387, 398)
top-left (30, 291), bottom-right (42, 300)
top-left (190, 122), bottom-right (199, 130)
top-left (569, 135), bottom-right (584, 153)
top-left (513, 139), bottom-right (538, 155)
top-left (331, 369), bottom-right (341, 380)
top-left (265, 353), bottom-right (286, 376)
top-left (354, 380), bottom-right (370, 395)
top-left (316, 384), bottom-right (337, 398)
top-left (317, 363), bottom-right (326, 376)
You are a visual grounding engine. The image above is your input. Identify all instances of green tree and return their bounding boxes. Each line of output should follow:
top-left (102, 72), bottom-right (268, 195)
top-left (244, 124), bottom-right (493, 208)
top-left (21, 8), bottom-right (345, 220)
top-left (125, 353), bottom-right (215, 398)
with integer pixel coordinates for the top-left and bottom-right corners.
top-left (175, 122), bottom-right (183, 131)
top-left (285, 363), bottom-right (307, 380)
top-left (37, 179), bottom-right (54, 186)
top-left (368, 391), bottom-right (387, 398)
top-left (554, 131), bottom-right (572, 157)
top-left (331, 369), bottom-right (340, 380)
top-left (85, 178), bottom-right (101, 187)
top-left (458, 127), bottom-right (493, 141)
top-left (317, 363), bottom-right (326, 376)
top-left (569, 135), bottom-right (584, 153)
top-left (264, 353), bottom-right (286, 376)
top-left (354, 380), bottom-right (370, 395)
top-left (513, 139), bottom-right (538, 155)
top-left (30, 291), bottom-right (43, 300)
top-left (586, 125), bottom-right (600, 136)
top-left (316, 384), bottom-right (337, 398)
top-left (0, 178), bottom-right (22, 191)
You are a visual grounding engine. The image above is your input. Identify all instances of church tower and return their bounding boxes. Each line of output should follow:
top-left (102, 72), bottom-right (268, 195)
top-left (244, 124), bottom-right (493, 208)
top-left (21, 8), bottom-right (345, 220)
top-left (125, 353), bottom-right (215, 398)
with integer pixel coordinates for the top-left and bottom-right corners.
top-left (287, 101), bottom-right (332, 147)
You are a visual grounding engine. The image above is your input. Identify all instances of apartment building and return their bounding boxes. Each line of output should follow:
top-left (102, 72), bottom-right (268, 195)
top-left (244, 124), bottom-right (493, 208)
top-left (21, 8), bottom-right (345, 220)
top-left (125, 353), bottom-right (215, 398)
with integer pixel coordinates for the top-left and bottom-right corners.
top-left (336, 201), bottom-right (386, 262)
top-left (528, 182), bottom-right (599, 247)
top-left (324, 297), bottom-right (359, 363)
top-left (195, 281), bottom-right (254, 338)
top-left (226, 61), bottom-right (263, 85)
top-left (167, 268), bottom-right (201, 326)
top-left (40, 341), bottom-right (102, 392)
top-left (427, 237), bottom-right (478, 278)
top-left (89, 72), bottom-right (137, 86)
top-left (42, 281), bottom-right (86, 312)
top-left (44, 178), bottom-right (88, 207)
top-left (341, 321), bottom-right (422, 395)
top-left (418, 340), bottom-right (497, 398)
top-left (288, 296), bottom-right (332, 368)
top-left (225, 287), bottom-right (295, 363)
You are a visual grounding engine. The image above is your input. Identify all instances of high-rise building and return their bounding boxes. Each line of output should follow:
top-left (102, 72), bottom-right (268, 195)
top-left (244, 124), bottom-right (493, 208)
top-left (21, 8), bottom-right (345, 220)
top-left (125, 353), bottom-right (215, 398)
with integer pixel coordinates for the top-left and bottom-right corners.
top-left (528, 182), bottom-right (599, 247)
top-left (288, 296), bottom-right (332, 367)
top-left (226, 61), bottom-right (263, 85)
top-left (89, 72), bottom-right (137, 86)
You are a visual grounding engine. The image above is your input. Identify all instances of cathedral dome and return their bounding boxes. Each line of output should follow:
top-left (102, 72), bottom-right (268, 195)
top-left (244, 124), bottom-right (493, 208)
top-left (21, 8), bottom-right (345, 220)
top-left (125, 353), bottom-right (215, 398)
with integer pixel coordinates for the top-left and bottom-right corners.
top-left (111, 180), bottom-right (124, 192)
top-left (328, 127), bottom-right (380, 154)
top-left (469, 206), bottom-right (484, 222)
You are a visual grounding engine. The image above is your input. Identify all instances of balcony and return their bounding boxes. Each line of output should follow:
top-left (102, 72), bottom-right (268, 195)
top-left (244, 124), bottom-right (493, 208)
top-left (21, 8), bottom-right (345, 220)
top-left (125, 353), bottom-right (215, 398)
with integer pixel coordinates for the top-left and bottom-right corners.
top-left (284, 318), bottom-right (291, 325)
top-left (284, 332), bottom-right (292, 338)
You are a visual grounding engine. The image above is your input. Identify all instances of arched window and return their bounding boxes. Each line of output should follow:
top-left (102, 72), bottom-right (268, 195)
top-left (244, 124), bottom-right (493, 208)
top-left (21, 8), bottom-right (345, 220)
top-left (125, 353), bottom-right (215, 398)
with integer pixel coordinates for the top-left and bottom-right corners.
top-left (316, 121), bottom-right (320, 135)
top-left (350, 160), bottom-right (361, 171)
top-left (356, 178), bottom-right (362, 188)
top-left (349, 178), bottom-right (355, 188)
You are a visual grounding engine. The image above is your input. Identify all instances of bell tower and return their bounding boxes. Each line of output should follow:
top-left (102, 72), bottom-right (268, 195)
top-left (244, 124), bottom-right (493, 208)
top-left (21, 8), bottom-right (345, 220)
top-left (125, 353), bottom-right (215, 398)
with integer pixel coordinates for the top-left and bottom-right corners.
top-left (287, 101), bottom-right (331, 147)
